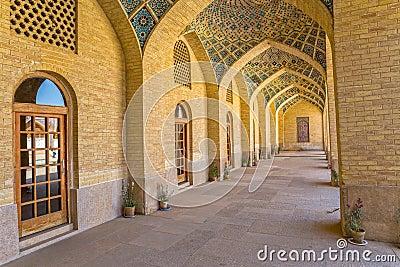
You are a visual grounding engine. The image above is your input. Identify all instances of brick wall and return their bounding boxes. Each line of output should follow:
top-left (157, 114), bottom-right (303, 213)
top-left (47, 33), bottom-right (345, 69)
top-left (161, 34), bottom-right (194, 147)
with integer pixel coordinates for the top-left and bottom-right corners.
top-left (283, 100), bottom-right (324, 150)
top-left (0, 0), bottom-right (127, 228)
top-left (335, 0), bottom-right (400, 241)
top-left (335, 0), bottom-right (400, 186)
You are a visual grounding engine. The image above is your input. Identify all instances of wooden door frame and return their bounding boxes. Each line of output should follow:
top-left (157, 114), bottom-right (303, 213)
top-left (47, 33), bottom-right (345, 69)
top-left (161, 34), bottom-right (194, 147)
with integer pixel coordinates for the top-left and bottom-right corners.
top-left (12, 72), bottom-right (75, 238)
top-left (175, 118), bottom-right (188, 184)
top-left (14, 105), bottom-right (69, 237)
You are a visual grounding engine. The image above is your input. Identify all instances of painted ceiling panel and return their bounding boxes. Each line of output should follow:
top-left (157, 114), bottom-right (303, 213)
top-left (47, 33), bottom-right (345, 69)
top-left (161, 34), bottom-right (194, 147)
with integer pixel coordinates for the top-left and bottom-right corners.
top-left (187, 0), bottom-right (327, 70)
top-left (261, 72), bottom-right (325, 104)
top-left (118, 0), bottom-right (333, 50)
top-left (282, 96), bottom-right (323, 113)
top-left (274, 87), bottom-right (324, 111)
top-left (242, 47), bottom-right (326, 91)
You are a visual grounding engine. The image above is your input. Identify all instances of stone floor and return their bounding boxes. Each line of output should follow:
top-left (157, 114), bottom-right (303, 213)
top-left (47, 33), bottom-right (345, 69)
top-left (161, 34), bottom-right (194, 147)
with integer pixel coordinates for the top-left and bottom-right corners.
top-left (5, 151), bottom-right (400, 266)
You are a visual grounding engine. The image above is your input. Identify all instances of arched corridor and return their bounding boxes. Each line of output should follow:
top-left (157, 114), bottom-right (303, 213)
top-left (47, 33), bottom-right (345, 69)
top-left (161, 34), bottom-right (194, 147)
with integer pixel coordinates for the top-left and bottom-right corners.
top-left (4, 152), bottom-right (399, 266)
top-left (1, 0), bottom-right (400, 264)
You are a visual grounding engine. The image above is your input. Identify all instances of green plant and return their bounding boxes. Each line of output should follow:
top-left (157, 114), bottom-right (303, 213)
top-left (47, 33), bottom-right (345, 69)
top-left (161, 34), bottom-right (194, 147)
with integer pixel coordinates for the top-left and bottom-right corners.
top-left (242, 159), bottom-right (248, 167)
top-left (158, 183), bottom-right (171, 202)
top-left (211, 165), bottom-right (218, 177)
top-left (345, 198), bottom-right (364, 233)
top-left (223, 164), bottom-right (230, 180)
top-left (331, 170), bottom-right (339, 184)
top-left (122, 180), bottom-right (137, 207)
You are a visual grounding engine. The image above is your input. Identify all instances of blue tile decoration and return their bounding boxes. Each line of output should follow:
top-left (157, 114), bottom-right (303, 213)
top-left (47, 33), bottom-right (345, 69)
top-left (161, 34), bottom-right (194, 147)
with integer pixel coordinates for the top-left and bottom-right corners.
top-left (282, 95), bottom-right (300, 113)
top-left (257, 72), bottom-right (325, 107)
top-left (282, 94), bottom-right (322, 113)
top-left (189, 0), bottom-right (328, 71)
top-left (117, 0), bottom-right (332, 110)
top-left (321, 0), bottom-right (333, 13)
top-left (213, 62), bottom-right (228, 84)
top-left (131, 7), bottom-right (156, 48)
top-left (120, 0), bottom-right (176, 49)
top-left (148, 0), bottom-right (172, 19)
top-left (274, 86), bottom-right (323, 112)
top-left (120, 0), bottom-right (141, 16)
top-left (242, 47), bottom-right (326, 92)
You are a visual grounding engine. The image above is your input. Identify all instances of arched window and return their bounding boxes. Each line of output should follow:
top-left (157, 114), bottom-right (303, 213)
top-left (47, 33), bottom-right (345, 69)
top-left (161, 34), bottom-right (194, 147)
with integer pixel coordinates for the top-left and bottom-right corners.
top-left (173, 40), bottom-right (191, 89)
top-left (14, 78), bottom-right (66, 107)
top-left (13, 75), bottom-right (69, 237)
top-left (175, 103), bottom-right (187, 119)
top-left (175, 103), bottom-right (189, 184)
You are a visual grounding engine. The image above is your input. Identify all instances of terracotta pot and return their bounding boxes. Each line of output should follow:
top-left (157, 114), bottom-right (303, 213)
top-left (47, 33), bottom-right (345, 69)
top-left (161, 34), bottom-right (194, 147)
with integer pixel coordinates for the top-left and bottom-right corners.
top-left (210, 176), bottom-right (217, 182)
top-left (124, 206), bottom-right (135, 217)
top-left (351, 229), bottom-right (366, 244)
top-left (159, 201), bottom-right (168, 209)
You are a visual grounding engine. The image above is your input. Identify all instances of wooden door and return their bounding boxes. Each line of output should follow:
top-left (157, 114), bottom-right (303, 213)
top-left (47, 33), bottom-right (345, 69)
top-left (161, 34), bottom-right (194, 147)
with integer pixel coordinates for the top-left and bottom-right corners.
top-left (15, 111), bottom-right (68, 237)
top-left (175, 122), bottom-right (187, 183)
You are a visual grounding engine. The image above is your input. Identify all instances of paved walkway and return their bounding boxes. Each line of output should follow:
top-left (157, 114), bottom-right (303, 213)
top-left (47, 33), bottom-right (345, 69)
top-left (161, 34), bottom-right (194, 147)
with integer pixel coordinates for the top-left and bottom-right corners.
top-left (5, 151), bottom-right (399, 266)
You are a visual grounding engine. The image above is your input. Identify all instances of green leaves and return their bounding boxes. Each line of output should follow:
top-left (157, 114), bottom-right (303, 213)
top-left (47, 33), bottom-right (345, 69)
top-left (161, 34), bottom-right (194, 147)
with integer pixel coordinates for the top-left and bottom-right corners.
top-left (345, 198), bottom-right (364, 233)
top-left (122, 181), bottom-right (137, 207)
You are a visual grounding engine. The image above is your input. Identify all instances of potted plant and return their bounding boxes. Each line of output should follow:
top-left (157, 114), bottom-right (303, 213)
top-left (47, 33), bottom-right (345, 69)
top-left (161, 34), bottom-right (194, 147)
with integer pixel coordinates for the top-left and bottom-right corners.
top-left (331, 169), bottom-right (339, 187)
top-left (210, 165), bottom-right (218, 182)
top-left (223, 163), bottom-right (231, 180)
top-left (242, 159), bottom-right (248, 167)
top-left (158, 184), bottom-right (171, 210)
top-left (345, 198), bottom-right (365, 244)
top-left (252, 153), bottom-right (257, 166)
top-left (122, 180), bottom-right (137, 217)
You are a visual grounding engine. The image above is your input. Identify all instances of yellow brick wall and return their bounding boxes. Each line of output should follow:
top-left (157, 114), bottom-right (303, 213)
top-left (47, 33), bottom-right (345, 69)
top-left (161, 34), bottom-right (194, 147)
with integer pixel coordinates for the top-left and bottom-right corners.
top-left (144, 85), bottom-right (208, 177)
top-left (283, 100), bottom-right (324, 150)
top-left (141, 37), bottom-right (211, 206)
top-left (326, 37), bottom-right (339, 171)
top-left (0, 0), bottom-right (128, 206)
top-left (335, 0), bottom-right (400, 186)
top-left (278, 110), bottom-right (284, 146)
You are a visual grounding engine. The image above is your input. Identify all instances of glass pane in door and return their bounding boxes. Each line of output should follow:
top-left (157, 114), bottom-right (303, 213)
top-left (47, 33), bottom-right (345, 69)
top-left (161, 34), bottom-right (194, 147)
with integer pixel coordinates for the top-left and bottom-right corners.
top-left (16, 113), bottom-right (67, 237)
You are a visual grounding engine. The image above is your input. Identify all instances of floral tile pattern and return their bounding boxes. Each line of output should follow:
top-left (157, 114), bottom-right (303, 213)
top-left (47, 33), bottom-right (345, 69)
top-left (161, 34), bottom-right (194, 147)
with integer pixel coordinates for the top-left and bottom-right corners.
top-left (130, 7), bottom-right (156, 48)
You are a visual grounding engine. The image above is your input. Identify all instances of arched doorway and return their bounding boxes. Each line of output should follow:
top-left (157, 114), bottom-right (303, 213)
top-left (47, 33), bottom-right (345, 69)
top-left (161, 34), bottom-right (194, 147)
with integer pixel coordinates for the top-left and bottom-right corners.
top-left (14, 75), bottom-right (70, 237)
top-left (175, 103), bottom-right (189, 184)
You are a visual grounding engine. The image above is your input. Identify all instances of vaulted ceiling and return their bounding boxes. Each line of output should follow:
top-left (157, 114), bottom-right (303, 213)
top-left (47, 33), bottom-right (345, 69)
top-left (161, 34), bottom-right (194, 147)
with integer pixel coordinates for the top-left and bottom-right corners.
top-left (118, 0), bottom-right (333, 113)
